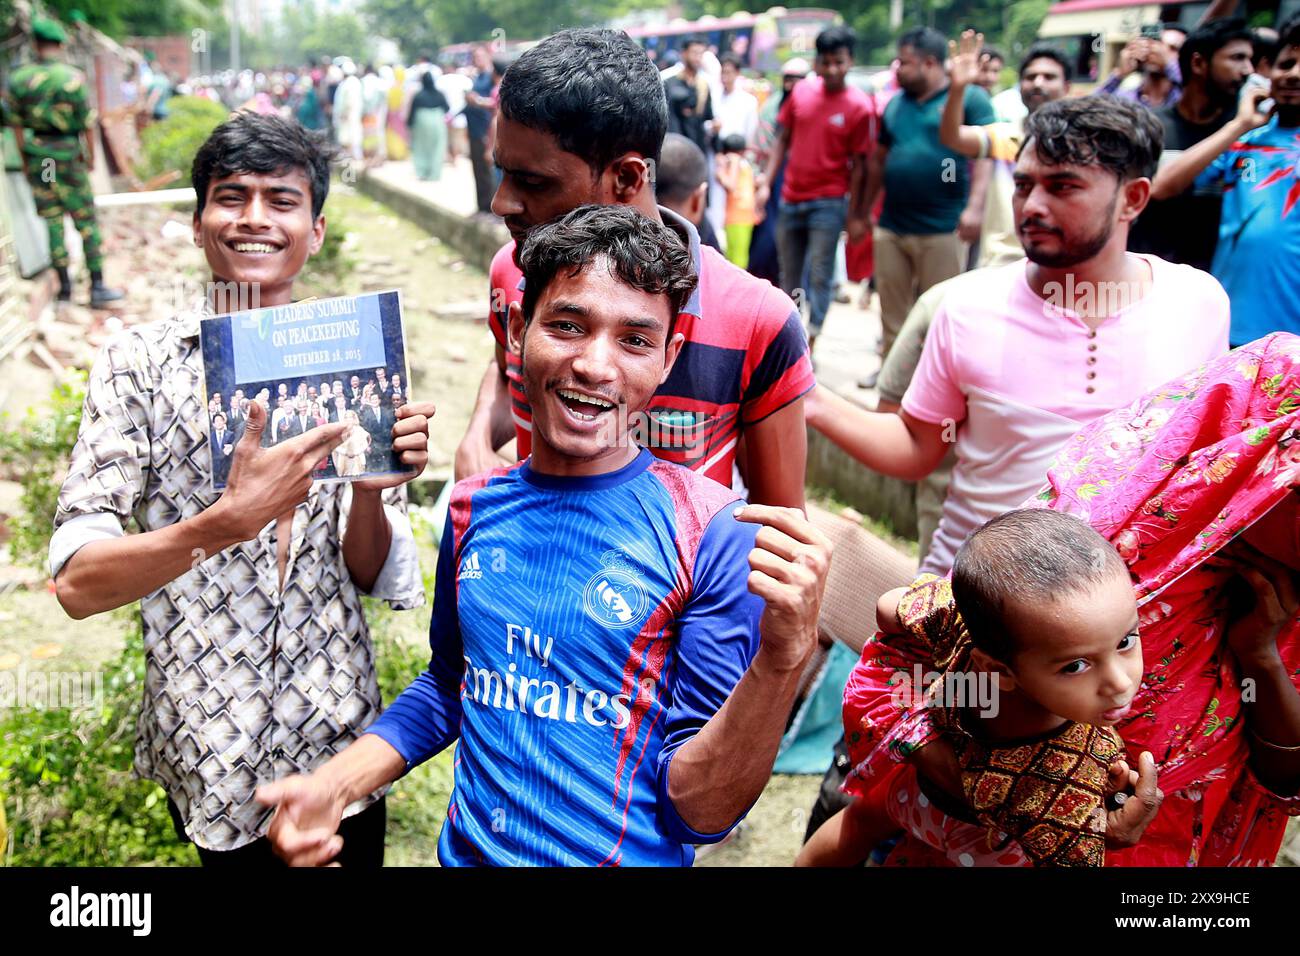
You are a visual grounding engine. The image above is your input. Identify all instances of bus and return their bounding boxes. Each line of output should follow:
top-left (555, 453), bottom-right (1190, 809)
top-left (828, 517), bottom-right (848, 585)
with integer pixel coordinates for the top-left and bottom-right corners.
top-left (1037, 0), bottom-right (1300, 86)
top-left (438, 7), bottom-right (840, 74)
top-left (437, 39), bottom-right (537, 71)
top-left (624, 7), bottom-right (841, 73)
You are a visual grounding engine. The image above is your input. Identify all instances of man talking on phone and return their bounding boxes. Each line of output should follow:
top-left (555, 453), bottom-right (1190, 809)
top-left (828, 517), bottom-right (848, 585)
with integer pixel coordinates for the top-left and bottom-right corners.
top-left (1152, 14), bottom-right (1300, 344)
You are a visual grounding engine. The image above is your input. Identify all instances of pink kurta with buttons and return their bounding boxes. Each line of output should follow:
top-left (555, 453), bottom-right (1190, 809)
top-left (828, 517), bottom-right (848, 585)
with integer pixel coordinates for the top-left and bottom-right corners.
top-left (900, 254), bottom-right (1230, 574)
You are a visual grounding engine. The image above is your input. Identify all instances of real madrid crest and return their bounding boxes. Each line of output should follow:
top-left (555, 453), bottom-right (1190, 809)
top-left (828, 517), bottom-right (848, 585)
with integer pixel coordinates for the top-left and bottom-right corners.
top-left (582, 549), bottom-right (649, 629)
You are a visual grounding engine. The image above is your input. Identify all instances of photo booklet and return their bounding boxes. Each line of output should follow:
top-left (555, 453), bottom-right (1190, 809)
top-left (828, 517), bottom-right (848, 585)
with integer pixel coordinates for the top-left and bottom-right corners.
top-left (199, 289), bottom-right (412, 490)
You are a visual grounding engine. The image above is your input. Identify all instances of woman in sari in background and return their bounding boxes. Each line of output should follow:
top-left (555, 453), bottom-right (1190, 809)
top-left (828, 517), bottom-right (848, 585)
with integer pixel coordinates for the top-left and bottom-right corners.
top-left (295, 74), bottom-right (325, 131)
top-left (407, 72), bottom-right (449, 182)
top-left (842, 333), bottom-right (1300, 866)
top-left (384, 65), bottom-right (410, 161)
top-left (361, 64), bottom-right (391, 165)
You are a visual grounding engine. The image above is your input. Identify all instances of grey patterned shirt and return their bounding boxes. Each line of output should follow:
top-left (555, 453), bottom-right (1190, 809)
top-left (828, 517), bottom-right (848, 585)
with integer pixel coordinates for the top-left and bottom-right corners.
top-left (49, 302), bottom-right (425, 851)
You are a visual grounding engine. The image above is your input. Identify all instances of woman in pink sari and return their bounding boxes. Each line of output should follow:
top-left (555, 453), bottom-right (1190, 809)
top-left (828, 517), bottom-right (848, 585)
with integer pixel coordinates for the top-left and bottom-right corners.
top-left (842, 333), bottom-right (1300, 865)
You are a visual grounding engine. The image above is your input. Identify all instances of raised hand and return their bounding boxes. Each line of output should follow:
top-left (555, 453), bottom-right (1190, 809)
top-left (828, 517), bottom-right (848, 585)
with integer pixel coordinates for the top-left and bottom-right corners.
top-left (1224, 539), bottom-right (1299, 667)
top-left (734, 504), bottom-right (833, 673)
top-left (1236, 82), bottom-right (1276, 130)
top-left (947, 29), bottom-right (985, 90)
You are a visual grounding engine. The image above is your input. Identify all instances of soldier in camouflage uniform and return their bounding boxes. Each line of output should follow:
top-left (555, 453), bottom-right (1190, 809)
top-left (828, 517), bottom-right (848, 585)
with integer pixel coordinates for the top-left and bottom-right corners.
top-left (2, 18), bottom-right (123, 306)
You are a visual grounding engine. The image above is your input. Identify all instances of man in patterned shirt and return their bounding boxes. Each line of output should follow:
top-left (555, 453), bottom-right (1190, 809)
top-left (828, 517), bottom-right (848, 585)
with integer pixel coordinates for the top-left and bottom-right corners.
top-left (48, 113), bottom-right (433, 866)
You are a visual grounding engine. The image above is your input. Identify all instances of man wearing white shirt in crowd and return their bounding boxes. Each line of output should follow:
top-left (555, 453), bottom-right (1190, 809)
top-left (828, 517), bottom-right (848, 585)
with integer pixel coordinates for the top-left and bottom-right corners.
top-left (438, 68), bottom-right (472, 163)
top-left (712, 53), bottom-right (759, 147)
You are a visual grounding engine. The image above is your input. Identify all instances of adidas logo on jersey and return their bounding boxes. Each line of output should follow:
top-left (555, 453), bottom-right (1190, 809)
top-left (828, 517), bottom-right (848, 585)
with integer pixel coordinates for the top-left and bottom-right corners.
top-left (459, 551), bottom-right (483, 580)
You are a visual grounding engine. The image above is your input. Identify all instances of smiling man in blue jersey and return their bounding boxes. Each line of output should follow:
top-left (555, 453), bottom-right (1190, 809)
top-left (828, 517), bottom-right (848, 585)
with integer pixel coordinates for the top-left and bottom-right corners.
top-left (257, 205), bottom-right (833, 866)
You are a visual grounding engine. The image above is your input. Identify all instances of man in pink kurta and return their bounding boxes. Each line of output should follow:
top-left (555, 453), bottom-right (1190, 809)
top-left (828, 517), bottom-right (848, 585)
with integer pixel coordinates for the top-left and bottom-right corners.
top-left (904, 252), bottom-right (1229, 574)
top-left (808, 95), bottom-right (1229, 577)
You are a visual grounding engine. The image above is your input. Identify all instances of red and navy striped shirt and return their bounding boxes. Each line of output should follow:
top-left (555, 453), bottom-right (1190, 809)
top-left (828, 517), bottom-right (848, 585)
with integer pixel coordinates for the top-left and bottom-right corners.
top-left (487, 207), bottom-right (815, 486)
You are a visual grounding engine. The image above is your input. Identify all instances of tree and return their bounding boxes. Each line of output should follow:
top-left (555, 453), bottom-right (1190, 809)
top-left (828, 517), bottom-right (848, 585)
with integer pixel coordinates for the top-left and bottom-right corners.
top-left (297, 10), bottom-right (372, 64)
top-left (1004, 0), bottom-right (1053, 61)
top-left (363, 0), bottom-right (446, 59)
top-left (39, 0), bottom-right (222, 39)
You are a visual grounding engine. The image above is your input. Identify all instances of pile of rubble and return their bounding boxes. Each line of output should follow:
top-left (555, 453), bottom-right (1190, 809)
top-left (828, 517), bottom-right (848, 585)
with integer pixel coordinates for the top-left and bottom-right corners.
top-left (0, 203), bottom-right (206, 583)
top-left (23, 204), bottom-right (206, 376)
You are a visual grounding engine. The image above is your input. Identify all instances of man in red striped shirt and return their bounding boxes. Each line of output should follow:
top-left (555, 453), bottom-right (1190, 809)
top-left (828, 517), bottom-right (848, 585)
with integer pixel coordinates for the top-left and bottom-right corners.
top-left (453, 28), bottom-right (814, 509)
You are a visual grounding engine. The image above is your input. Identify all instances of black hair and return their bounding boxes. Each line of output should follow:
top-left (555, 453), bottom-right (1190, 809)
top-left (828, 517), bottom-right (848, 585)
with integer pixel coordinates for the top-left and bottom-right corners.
top-left (1281, 15), bottom-right (1300, 50)
top-left (498, 29), bottom-right (667, 176)
top-left (1179, 18), bottom-right (1255, 86)
top-left (952, 509), bottom-right (1129, 664)
top-left (1253, 26), bottom-right (1281, 69)
top-left (720, 52), bottom-right (744, 71)
top-left (1162, 23), bottom-right (1188, 37)
top-left (897, 26), bottom-right (947, 63)
top-left (682, 35), bottom-right (707, 51)
top-left (192, 111), bottom-right (333, 218)
top-left (1019, 43), bottom-right (1072, 82)
top-left (815, 25), bottom-right (857, 58)
top-left (492, 56), bottom-right (509, 78)
top-left (518, 204), bottom-right (697, 327)
top-left (654, 133), bottom-right (708, 203)
top-left (720, 133), bottom-right (747, 153)
top-left (980, 45), bottom-right (1005, 64)
top-left (1022, 94), bottom-right (1163, 181)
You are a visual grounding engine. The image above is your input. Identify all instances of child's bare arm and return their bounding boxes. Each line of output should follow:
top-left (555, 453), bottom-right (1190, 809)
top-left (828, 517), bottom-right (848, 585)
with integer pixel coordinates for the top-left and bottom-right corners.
top-left (715, 155), bottom-right (736, 191)
top-left (876, 586), bottom-right (909, 636)
top-left (795, 791), bottom-right (901, 867)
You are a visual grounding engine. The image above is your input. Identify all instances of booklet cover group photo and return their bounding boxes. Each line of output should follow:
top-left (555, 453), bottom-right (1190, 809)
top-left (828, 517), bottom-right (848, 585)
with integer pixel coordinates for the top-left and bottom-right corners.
top-left (199, 290), bottom-right (412, 489)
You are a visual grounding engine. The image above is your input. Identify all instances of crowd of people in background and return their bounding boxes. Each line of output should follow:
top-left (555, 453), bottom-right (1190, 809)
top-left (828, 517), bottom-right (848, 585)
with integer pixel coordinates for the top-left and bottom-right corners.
top-left (63, 8), bottom-right (1300, 364)
top-left (118, 50), bottom-right (486, 187)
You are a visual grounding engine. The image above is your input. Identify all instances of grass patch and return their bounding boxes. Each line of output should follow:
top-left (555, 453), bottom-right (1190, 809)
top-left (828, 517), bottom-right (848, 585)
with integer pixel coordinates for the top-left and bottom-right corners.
top-left (808, 485), bottom-right (918, 558)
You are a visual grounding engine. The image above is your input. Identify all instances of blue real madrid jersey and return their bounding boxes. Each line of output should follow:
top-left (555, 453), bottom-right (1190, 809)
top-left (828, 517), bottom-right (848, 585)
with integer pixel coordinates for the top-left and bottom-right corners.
top-left (367, 448), bottom-right (764, 865)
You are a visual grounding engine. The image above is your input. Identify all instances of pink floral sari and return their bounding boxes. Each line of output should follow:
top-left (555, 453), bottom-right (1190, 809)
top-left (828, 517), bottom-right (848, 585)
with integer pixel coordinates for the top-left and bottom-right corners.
top-left (844, 333), bottom-right (1300, 865)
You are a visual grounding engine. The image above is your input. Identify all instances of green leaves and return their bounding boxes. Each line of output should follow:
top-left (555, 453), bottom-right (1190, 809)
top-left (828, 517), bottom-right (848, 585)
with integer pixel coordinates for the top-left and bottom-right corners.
top-left (0, 372), bottom-right (87, 570)
top-left (135, 95), bottom-right (228, 187)
top-left (0, 613), bottom-right (199, 866)
top-left (37, 0), bottom-right (223, 40)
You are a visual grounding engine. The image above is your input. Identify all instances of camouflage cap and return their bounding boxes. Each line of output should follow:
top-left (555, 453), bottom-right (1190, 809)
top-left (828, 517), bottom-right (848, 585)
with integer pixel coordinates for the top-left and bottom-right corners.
top-left (32, 18), bottom-right (68, 45)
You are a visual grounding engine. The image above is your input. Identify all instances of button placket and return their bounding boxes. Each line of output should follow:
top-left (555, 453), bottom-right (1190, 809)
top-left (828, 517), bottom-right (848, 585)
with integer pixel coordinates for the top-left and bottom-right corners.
top-left (1085, 328), bottom-right (1099, 392)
